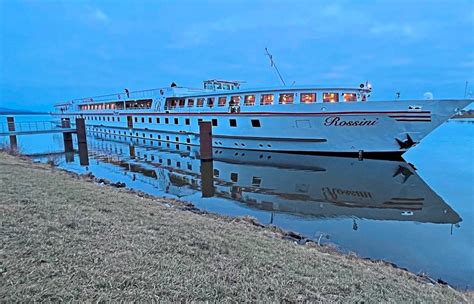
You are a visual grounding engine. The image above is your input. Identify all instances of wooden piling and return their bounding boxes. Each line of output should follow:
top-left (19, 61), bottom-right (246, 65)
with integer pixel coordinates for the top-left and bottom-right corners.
top-left (76, 118), bottom-right (88, 165)
top-left (199, 121), bottom-right (213, 161)
top-left (6, 117), bottom-right (18, 150)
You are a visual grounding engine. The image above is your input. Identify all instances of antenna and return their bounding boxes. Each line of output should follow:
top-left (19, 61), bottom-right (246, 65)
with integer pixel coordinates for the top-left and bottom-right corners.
top-left (464, 81), bottom-right (469, 98)
top-left (264, 48), bottom-right (286, 86)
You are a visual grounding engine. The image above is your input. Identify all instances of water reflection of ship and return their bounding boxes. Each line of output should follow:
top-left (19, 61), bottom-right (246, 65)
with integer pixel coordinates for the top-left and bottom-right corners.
top-left (86, 132), bottom-right (461, 225)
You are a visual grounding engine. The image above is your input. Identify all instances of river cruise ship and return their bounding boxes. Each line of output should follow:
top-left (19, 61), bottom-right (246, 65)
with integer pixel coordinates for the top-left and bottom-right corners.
top-left (54, 79), bottom-right (472, 156)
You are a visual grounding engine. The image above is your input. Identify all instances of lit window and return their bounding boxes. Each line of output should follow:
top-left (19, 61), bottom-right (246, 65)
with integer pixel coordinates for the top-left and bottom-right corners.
top-left (244, 95), bottom-right (256, 106)
top-left (260, 94), bottom-right (274, 105)
top-left (218, 97), bottom-right (227, 106)
top-left (187, 98), bottom-right (194, 107)
top-left (197, 98), bottom-right (204, 107)
top-left (279, 93), bottom-right (294, 104)
top-left (178, 99), bottom-right (185, 107)
top-left (343, 93), bottom-right (357, 102)
top-left (323, 92), bottom-right (339, 103)
top-left (230, 96), bottom-right (241, 106)
top-left (300, 93), bottom-right (316, 103)
top-left (207, 97), bottom-right (215, 107)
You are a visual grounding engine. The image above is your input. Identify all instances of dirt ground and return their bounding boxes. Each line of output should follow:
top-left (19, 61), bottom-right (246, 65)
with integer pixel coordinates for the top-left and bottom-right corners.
top-left (0, 152), bottom-right (472, 302)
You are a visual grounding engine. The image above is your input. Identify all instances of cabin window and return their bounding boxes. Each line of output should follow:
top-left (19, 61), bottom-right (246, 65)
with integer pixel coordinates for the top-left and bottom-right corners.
top-left (185, 118), bottom-right (190, 125)
top-left (141, 117), bottom-right (145, 123)
top-left (323, 92), bottom-right (339, 103)
top-left (107, 117), bottom-right (110, 121)
top-left (187, 98), bottom-right (194, 107)
top-left (207, 97), bottom-right (215, 107)
top-left (156, 117), bottom-right (160, 123)
top-left (134, 117), bottom-right (137, 123)
top-left (148, 117), bottom-right (152, 123)
top-left (260, 94), bottom-right (274, 105)
top-left (117, 117), bottom-right (120, 122)
top-left (112, 117), bottom-right (115, 122)
top-left (174, 118), bottom-right (179, 124)
top-left (165, 118), bottom-right (169, 124)
top-left (218, 97), bottom-right (227, 106)
top-left (251, 120), bottom-right (261, 127)
top-left (212, 119), bottom-right (218, 126)
top-left (244, 95), bottom-right (256, 106)
top-left (229, 119), bottom-right (237, 127)
top-left (279, 93), bottom-right (294, 104)
top-left (300, 93), bottom-right (316, 103)
top-left (178, 99), bottom-right (185, 108)
top-left (343, 93), bottom-right (357, 102)
top-left (197, 98), bottom-right (205, 107)
top-left (230, 96), bottom-right (241, 106)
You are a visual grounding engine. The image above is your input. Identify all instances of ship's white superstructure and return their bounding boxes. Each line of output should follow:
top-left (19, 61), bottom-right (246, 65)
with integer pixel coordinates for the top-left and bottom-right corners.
top-left (54, 80), bottom-right (472, 156)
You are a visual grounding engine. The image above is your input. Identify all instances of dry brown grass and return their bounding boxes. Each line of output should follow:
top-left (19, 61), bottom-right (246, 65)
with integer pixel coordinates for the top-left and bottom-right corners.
top-left (0, 152), bottom-right (471, 302)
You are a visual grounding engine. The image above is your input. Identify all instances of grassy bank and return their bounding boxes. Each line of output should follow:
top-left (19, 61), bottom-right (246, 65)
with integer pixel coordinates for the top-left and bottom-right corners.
top-left (0, 152), bottom-right (471, 302)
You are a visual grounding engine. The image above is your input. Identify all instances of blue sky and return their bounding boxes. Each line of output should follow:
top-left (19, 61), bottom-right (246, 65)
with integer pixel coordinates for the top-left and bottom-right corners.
top-left (1, 0), bottom-right (473, 111)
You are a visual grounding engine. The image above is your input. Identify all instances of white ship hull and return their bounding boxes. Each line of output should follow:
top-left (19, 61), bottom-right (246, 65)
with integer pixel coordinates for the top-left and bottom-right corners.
top-left (56, 99), bottom-right (471, 156)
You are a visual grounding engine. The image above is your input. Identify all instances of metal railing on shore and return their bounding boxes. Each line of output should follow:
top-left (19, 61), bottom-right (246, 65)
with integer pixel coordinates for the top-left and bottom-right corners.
top-left (0, 120), bottom-right (63, 135)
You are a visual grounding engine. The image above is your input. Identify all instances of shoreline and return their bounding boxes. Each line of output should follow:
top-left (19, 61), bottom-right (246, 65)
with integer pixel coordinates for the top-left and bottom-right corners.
top-left (1, 151), bottom-right (472, 302)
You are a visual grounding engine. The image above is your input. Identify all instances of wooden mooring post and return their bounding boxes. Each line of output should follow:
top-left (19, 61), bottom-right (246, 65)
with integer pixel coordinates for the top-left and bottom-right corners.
top-left (7, 117), bottom-right (18, 150)
top-left (76, 118), bottom-right (89, 166)
top-left (199, 121), bottom-right (213, 161)
top-left (61, 118), bottom-right (73, 153)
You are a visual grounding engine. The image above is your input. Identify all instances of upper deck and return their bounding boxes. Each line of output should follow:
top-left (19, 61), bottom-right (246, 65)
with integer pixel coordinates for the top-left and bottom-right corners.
top-left (55, 80), bottom-right (372, 114)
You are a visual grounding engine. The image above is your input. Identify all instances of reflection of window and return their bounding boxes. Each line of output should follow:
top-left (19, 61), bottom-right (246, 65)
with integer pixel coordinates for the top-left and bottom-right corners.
top-left (300, 93), bottom-right (316, 103)
top-left (207, 97), bottom-right (215, 107)
top-left (323, 92), bottom-right (339, 103)
top-left (197, 98), bottom-right (205, 107)
top-left (230, 96), bottom-right (241, 106)
top-left (260, 94), bottom-right (274, 105)
top-left (279, 93), bottom-right (294, 104)
top-left (252, 177), bottom-right (262, 187)
top-left (218, 97), bottom-right (227, 106)
top-left (187, 98), bottom-right (194, 107)
top-left (213, 169), bottom-right (219, 177)
top-left (230, 172), bottom-right (238, 182)
top-left (343, 93), bottom-right (357, 102)
top-left (244, 95), bottom-right (256, 106)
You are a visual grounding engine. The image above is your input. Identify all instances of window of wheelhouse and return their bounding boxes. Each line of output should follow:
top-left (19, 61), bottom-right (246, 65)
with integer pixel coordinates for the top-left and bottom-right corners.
top-left (197, 98), bottom-right (205, 107)
top-left (218, 96), bottom-right (227, 107)
top-left (260, 94), bottom-right (274, 105)
top-left (207, 97), bottom-right (215, 107)
top-left (178, 98), bottom-right (185, 108)
top-left (323, 92), bottom-right (339, 103)
top-left (230, 96), bottom-right (241, 106)
top-left (279, 93), bottom-right (294, 104)
top-left (343, 93), bottom-right (357, 102)
top-left (300, 93), bottom-right (316, 104)
top-left (187, 98), bottom-right (194, 107)
top-left (244, 95), bottom-right (256, 106)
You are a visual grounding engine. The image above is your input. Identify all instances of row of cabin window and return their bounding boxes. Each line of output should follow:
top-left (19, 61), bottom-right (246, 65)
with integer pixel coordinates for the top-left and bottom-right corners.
top-left (86, 116), bottom-right (121, 122)
top-left (86, 115), bottom-right (259, 128)
top-left (167, 92), bottom-right (357, 108)
top-left (79, 99), bottom-right (152, 111)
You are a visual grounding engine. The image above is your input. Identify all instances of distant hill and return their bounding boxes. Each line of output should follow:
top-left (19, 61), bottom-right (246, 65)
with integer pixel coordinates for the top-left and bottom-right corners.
top-left (0, 107), bottom-right (48, 115)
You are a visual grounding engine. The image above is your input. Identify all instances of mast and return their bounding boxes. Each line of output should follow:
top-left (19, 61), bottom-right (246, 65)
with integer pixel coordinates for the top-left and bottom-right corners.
top-left (264, 48), bottom-right (286, 86)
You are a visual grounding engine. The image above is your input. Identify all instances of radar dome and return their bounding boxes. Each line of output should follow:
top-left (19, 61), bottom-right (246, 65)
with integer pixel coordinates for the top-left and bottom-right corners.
top-left (423, 92), bottom-right (434, 100)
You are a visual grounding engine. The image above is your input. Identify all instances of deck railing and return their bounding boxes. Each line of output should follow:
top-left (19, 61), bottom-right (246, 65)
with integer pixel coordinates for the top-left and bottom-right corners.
top-left (70, 88), bottom-right (166, 104)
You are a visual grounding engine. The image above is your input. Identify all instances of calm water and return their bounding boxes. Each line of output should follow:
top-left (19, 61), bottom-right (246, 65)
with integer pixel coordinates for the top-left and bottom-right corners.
top-left (1, 114), bottom-right (473, 289)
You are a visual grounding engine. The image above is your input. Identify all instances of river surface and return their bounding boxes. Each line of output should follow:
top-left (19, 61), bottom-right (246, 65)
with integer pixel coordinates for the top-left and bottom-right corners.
top-left (1, 114), bottom-right (473, 289)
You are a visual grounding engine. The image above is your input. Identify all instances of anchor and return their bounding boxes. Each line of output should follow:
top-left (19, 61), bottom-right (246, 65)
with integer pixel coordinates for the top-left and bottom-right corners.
top-left (395, 133), bottom-right (416, 149)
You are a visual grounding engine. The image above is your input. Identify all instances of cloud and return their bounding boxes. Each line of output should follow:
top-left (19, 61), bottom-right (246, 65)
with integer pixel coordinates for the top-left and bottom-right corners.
top-left (90, 8), bottom-right (108, 22)
top-left (369, 23), bottom-right (417, 38)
